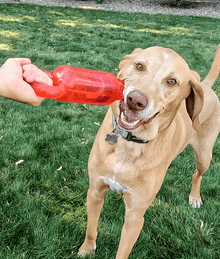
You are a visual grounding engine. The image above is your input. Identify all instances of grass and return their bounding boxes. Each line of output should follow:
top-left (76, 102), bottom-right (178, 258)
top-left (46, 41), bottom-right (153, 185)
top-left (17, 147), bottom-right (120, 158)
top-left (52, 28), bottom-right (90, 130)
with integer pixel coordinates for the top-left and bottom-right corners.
top-left (0, 3), bottom-right (220, 259)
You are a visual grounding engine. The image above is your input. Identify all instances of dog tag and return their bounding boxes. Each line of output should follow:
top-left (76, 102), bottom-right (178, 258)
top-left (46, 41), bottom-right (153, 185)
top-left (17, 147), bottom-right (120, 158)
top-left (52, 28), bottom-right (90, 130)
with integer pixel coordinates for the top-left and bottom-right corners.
top-left (105, 132), bottom-right (118, 144)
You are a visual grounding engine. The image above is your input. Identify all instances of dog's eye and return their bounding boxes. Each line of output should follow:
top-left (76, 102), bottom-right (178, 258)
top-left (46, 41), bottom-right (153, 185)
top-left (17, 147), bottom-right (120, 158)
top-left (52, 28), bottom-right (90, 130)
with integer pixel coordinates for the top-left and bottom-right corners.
top-left (136, 63), bottom-right (144, 71)
top-left (167, 78), bottom-right (177, 85)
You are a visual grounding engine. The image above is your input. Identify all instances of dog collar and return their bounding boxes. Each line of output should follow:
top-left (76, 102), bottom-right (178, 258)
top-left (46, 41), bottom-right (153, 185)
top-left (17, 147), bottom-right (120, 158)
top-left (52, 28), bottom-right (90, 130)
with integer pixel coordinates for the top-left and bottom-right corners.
top-left (106, 114), bottom-right (148, 144)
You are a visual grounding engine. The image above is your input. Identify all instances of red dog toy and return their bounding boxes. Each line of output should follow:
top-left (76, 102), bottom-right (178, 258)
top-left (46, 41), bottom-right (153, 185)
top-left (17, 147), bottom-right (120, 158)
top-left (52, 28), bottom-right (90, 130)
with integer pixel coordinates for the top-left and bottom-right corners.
top-left (28, 66), bottom-right (125, 106)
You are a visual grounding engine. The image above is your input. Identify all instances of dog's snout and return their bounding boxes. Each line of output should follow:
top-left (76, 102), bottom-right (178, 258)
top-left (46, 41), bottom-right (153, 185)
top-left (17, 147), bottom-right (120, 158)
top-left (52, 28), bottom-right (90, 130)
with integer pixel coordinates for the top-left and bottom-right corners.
top-left (127, 91), bottom-right (148, 111)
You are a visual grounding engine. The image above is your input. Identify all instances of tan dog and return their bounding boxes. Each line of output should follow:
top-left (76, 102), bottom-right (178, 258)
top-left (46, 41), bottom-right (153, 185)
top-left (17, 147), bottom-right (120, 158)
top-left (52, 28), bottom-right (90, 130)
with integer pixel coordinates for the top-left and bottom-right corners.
top-left (78, 46), bottom-right (220, 259)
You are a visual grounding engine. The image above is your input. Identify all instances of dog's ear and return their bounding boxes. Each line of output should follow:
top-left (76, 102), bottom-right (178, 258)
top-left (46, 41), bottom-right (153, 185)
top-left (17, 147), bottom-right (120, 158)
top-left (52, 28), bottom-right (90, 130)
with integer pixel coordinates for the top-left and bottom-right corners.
top-left (186, 72), bottom-right (204, 132)
top-left (190, 70), bottom-right (201, 82)
top-left (117, 48), bottom-right (143, 80)
top-left (120, 48), bottom-right (143, 62)
top-left (125, 48), bottom-right (143, 57)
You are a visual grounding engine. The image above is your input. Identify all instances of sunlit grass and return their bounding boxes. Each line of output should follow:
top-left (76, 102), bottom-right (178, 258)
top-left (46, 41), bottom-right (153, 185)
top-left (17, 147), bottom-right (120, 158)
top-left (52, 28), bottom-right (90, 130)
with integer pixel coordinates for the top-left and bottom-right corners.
top-left (0, 42), bottom-right (13, 50)
top-left (0, 3), bottom-right (219, 259)
top-left (214, 88), bottom-right (220, 98)
top-left (0, 14), bottom-right (36, 22)
top-left (56, 18), bottom-right (194, 35)
top-left (138, 26), bottom-right (193, 35)
top-left (55, 19), bottom-right (94, 28)
top-left (0, 29), bottom-right (22, 38)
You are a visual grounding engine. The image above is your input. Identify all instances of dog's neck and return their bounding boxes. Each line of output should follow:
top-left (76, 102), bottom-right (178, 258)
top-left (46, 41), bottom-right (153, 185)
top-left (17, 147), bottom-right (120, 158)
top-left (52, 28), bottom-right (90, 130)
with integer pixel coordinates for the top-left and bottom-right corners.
top-left (115, 136), bottom-right (146, 164)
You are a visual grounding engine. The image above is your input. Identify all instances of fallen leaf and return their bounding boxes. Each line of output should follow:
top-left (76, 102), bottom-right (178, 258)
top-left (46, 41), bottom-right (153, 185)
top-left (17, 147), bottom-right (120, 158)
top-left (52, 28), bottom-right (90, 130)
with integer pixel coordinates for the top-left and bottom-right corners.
top-left (81, 139), bottom-right (89, 145)
top-left (200, 220), bottom-right (204, 228)
top-left (16, 160), bottom-right (24, 165)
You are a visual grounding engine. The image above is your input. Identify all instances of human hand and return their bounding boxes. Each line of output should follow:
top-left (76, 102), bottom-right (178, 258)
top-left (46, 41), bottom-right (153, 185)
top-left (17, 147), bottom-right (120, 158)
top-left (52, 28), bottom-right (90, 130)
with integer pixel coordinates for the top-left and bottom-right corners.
top-left (23, 64), bottom-right (53, 85)
top-left (0, 58), bottom-right (51, 106)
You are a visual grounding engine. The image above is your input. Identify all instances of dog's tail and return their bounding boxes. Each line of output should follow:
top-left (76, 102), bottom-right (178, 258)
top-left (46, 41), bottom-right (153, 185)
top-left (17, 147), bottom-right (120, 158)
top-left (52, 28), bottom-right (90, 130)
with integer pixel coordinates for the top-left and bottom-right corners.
top-left (202, 46), bottom-right (220, 88)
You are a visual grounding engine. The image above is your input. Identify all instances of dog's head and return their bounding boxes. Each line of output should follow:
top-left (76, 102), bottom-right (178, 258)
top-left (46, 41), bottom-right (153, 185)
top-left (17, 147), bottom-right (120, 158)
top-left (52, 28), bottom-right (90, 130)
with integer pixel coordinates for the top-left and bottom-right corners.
top-left (111, 46), bottom-right (204, 140)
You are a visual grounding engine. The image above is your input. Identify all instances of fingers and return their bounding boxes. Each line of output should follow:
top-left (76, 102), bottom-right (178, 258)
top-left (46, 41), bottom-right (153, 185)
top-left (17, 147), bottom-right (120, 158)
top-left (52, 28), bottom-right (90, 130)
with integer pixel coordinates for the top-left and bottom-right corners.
top-left (30, 96), bottom-right (45, 106)
top-left (14, 79), bottom-right (45, 106)
top-left (23, 64), bottom-right (53, 85)
top-left (23, 64), bottom-right (36, 83)
top-left (14, 58), bottom-right (31, 66)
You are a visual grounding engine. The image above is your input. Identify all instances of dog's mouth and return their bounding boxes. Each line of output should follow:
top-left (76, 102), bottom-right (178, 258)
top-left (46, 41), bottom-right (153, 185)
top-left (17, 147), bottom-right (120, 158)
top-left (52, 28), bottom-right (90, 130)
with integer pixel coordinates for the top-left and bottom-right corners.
top-left (118, 101), bottom-right (160, 131)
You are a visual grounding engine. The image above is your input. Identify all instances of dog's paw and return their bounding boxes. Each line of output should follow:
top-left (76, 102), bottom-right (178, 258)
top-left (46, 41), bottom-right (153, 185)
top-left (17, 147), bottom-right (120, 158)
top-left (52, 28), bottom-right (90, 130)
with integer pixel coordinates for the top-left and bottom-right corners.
top-left (188, 196), bottom-right (203, 208)
top-left (77, 243), bottom-right (96, 257)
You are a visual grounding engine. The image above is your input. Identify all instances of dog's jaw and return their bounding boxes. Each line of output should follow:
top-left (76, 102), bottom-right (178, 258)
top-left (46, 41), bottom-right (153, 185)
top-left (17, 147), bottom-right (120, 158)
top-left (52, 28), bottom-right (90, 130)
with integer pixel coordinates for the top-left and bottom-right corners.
top-left (118, 100), bottom-right (161, 131)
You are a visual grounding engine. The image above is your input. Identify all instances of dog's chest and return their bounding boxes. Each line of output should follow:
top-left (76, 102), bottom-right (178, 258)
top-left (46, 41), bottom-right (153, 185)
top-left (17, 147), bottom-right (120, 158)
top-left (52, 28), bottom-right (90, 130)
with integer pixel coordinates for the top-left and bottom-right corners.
top-left (112, 139), bottom-right (146, 173)
top-left (102, 140), bottom-right (147, 191)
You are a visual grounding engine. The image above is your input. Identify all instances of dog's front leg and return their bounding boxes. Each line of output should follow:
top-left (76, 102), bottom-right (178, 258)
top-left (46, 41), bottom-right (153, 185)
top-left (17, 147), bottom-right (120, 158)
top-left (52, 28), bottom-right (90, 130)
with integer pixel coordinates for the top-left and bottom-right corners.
top-left (115, 192), bottom-right (152, 259)
top-left (78, 185), bottom-right (106, 256)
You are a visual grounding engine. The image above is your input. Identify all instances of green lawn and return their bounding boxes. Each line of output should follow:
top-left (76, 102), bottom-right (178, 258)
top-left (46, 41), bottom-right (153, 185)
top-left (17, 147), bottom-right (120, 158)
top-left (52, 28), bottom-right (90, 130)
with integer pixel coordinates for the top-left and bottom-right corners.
top-left (0, 3), bottom-right (220, 259)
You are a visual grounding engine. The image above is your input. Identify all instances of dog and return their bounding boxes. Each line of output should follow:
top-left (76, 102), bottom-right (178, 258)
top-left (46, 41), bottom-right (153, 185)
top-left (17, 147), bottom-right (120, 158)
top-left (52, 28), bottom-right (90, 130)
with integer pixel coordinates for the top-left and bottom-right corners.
top-left (78, 46), bottom-right (220, 259)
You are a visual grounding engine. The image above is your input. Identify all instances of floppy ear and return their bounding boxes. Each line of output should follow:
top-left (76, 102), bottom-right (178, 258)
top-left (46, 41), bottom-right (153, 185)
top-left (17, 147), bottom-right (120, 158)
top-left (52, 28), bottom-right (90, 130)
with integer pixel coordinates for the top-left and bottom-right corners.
top-left (117, 48), bottom-right (143, 80)
top-left (190, 70), bottom-right (201, 82)
top-left (185, 73), bottom-right (204, 132)
top-left (126, 48), bottom-right (143, 56)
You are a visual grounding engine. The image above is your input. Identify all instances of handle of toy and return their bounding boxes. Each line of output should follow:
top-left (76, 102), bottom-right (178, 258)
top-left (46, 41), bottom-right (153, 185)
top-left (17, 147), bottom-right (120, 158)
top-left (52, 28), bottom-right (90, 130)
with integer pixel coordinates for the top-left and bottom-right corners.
top-left (30, 81), bottom-right (67, 99)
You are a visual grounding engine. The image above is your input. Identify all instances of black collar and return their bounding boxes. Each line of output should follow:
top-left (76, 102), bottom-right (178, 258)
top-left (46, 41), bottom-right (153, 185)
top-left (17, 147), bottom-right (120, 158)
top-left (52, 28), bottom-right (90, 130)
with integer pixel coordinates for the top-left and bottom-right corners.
top-left (112, 114), bottom-right (149, 144)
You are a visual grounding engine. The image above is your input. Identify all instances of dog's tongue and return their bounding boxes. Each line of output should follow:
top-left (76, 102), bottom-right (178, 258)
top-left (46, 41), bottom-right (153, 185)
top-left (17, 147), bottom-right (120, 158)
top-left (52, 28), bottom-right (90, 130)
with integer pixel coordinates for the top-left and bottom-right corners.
top-left (124, 109), bottom-right (139, 122)
top-left (120, 101), bottom-right (139, 122)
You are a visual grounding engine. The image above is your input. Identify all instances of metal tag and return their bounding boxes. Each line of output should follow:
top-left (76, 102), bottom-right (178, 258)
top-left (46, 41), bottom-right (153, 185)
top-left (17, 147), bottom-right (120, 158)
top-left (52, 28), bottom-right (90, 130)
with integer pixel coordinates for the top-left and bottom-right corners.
top-left (105, 133), bottom-right (118, 144)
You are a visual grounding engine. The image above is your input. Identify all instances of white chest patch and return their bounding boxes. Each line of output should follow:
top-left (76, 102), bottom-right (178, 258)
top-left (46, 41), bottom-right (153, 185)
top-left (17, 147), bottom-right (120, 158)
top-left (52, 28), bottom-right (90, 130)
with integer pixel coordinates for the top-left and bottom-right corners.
top-left (102, 177), bottom-right (128, 192)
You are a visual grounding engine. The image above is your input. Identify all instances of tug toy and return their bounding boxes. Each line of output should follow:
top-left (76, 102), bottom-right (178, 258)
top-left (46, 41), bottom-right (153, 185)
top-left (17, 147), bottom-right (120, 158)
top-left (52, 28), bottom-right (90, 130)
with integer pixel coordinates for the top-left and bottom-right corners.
top-left (27, 65), bottom-right (125, 106)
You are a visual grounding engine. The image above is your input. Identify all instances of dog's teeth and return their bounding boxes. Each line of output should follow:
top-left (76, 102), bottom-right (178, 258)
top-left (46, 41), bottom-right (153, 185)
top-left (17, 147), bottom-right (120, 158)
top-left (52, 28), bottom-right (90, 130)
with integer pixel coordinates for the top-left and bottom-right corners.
top-left (121, 113), bottom-right (139, 127)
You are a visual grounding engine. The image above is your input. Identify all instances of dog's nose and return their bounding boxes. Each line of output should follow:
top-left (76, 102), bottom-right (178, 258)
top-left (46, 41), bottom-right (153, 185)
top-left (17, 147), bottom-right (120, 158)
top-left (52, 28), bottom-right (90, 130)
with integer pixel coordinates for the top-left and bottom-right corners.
top-left (127, 91), bottom-right (148, 111)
